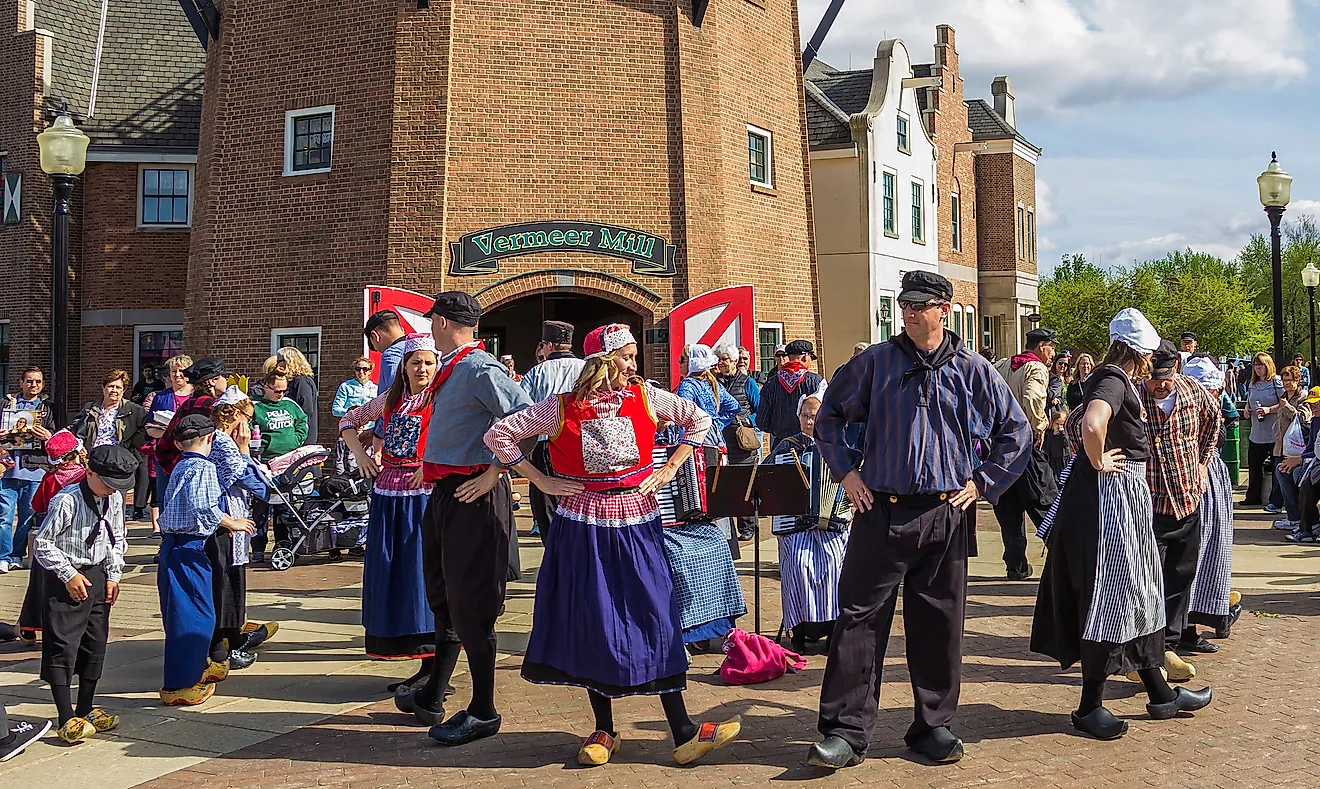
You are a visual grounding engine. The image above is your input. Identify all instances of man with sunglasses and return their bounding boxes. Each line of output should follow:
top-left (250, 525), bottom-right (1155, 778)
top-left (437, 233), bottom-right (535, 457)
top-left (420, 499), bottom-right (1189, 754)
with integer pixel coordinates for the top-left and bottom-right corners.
top-left (808, 270), bottom-right (1030, 770)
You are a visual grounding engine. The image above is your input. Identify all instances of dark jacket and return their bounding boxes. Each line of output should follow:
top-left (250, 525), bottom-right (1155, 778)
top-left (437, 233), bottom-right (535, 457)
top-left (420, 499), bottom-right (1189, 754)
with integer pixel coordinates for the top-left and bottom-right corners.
top-left (71, 399), bottom-right (148, 456)
top-left (287, 375), bottom-right (319, 444)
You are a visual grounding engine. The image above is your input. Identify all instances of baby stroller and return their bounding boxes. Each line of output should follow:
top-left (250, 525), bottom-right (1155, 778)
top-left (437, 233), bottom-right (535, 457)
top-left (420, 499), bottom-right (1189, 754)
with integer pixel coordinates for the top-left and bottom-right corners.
top-left (260, 448), bottom-right (371, 571)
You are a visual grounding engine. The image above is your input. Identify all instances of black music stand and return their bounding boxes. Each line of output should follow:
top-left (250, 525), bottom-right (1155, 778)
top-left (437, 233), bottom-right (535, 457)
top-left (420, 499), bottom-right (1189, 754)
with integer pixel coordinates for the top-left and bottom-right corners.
top-left (705, 463), bottom-right (809, 635)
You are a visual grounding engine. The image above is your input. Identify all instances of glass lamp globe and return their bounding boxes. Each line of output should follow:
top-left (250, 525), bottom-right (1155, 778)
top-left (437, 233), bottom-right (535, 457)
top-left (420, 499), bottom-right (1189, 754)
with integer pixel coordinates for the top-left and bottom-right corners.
top-left (37, 115), bottom-right (90, 176)
top-left (1302, 261), bottom-right (1320, 289)
top-left (1258, 152), bottom-right (1292, 208)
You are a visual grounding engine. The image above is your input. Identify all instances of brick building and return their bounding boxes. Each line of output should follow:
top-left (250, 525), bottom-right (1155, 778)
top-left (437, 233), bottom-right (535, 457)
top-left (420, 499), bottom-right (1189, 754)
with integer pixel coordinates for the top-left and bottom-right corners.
top-left (0, 0), bottom-right (202, 411)
top-left (806, 24), bottom-right (1041, 366)
top-left (184, 0), bottom-right (820, 436)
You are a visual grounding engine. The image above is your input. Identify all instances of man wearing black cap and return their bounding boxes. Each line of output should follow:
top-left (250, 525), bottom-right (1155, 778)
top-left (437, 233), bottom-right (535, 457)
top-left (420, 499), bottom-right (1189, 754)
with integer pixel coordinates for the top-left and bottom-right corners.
top-left (1180, 331), bottom-right (1198, 356)
top-left (518, 320), bottom-right (584, 542)
top-left (756, 338), bottom-right (824, 448)
top-left (808, 269), bottom-right (1030, 769)
top-left (1140, 339), bottom-right (1221, 679)
top-left (151, 358), bottom-right (232, 490)
top-left (32, 445), bottom-right (137, 742)
top-left (410, 291), bottom-right (532, 746)
top-left (992, 325), bottom-right (1060, 580)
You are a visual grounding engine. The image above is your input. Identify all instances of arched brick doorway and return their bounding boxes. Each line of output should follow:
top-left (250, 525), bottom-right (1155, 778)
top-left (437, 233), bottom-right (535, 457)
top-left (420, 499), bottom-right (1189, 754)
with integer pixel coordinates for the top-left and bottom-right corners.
top-left (474, 270), bottom-right (661, 377)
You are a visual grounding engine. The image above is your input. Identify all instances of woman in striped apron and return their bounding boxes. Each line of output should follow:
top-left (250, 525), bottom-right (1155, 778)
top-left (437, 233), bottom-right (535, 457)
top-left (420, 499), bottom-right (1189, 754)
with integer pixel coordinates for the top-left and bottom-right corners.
top-left (1031, 308), bottom-right (1212, 741)
top-left (1181, 355), bottom-right (1242, 641)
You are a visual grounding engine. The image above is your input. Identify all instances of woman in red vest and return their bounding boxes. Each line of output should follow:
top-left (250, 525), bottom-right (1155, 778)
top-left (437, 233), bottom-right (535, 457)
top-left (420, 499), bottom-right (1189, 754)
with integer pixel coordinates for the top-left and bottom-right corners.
top-left (485, 323), bottom-right (741, 768)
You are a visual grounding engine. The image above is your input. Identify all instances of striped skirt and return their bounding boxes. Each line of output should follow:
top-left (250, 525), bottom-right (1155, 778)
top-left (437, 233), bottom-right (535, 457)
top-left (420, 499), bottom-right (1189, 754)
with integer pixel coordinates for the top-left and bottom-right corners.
top-left (1189, 455), bottom-right (1234, 625)
top-left (1032, 459), bottom-right (1165, 679)
top-left (777, 528), bottom-right (849, 632)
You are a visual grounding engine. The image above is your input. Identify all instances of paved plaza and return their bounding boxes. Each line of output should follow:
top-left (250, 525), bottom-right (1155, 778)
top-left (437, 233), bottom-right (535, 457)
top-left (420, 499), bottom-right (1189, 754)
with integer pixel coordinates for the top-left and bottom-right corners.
top-left (1, 485), bottom-right (1316, 789)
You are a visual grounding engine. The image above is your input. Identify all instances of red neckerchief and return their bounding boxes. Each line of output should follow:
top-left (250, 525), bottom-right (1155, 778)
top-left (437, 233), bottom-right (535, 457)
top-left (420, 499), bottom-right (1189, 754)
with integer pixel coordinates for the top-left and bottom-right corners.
top-left (424, 341), bottom-right (485, 395)
top-left (777, 360), bottom-right (809, 392)
top-left (422, 341), bottom-right (489, 483)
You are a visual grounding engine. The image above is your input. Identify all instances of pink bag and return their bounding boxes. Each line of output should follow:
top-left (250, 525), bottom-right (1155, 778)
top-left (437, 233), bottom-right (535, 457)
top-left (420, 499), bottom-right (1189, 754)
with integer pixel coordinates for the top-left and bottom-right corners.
top-left (719, 628), bottom-right (808, 685)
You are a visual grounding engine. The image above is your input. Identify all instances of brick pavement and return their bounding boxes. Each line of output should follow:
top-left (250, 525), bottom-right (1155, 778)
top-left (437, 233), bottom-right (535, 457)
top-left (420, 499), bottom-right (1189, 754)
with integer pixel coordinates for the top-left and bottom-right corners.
top-left (129, 509), bottom-right (1320, 789)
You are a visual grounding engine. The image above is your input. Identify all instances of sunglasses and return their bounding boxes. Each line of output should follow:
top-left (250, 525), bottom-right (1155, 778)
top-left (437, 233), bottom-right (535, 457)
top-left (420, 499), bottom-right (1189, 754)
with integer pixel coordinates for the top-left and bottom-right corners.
top-left (353, 366), bottom-right (371, 372)
top-left (269, 388), bottom-right (288, 395)
top-left (898, 299), bottom-right (946, 311)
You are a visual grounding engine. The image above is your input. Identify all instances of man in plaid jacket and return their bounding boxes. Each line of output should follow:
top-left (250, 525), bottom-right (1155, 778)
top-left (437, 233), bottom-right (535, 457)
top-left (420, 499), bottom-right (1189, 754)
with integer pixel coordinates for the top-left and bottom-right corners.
top-left (1140, 339), bottom-right (1221, 675)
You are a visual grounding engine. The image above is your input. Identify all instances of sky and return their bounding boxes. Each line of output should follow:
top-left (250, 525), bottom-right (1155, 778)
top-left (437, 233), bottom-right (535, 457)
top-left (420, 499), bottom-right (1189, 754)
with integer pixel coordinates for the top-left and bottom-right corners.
top-left (797, 0), bottom-right (1320, 275)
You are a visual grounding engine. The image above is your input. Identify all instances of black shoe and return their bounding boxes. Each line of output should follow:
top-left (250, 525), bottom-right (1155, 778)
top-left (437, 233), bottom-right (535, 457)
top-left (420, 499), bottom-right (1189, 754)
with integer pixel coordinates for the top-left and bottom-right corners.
top-left (807, 735), bottom-right (863, 769)
top-left (238, 624), bottom-right (274, 652)
top-left (1215, 604), bottom-right (1243, 639)
top-left (394, 685), bottom-right (418, 714)
top-left (1071, 706), bottom-right (1128, 740)
top-left (907, 726), bottom-right (964, 763)
top-left (428, 710), bottom-right (502, 746)
top-left (1007, 565), bottom-right (1033, 581)
top-left (737, 528), bottom-right (756, 542)
top-left (1147, 686), bottom-right (1213, 720)
top-left (413, 697), bottom-right (445, 727)
top-left (1176, 635), bottom-right (1220, 654)
top-left (228, 649), bottom-right (257, 670)
top-left (251, 551), bottom-right (266, 565)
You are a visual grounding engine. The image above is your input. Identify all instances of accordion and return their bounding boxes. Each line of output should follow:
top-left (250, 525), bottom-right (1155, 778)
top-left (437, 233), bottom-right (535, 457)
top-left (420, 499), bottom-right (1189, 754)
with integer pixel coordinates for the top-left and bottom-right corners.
top-left (652, 444), bottom-right (709, 527)
top-left (768, 441), bottom-right (852, 536)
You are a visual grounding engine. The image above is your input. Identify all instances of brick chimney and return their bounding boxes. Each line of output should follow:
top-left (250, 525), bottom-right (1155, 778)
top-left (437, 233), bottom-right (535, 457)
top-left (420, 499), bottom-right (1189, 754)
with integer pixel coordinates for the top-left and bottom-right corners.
top-left (991, 76), bottom-right (1015, 128)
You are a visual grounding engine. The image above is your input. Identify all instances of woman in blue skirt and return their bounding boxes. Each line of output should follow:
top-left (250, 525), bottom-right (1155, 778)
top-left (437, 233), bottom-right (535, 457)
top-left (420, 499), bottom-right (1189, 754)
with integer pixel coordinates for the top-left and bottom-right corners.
top-left (485, 323), bottom-right (742, 768)
top-left (339, 334), bottom-right (438, 686)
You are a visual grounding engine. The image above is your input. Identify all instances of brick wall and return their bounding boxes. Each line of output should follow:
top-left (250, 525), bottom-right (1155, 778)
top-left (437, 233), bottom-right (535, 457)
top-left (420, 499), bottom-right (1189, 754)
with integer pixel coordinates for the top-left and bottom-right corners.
top-left (974, 152), bottom-right (1017, 272)
top-left (191, 0), bottom-right (820, 431)
top-left (928, 26), bottom-right (978, 278)
top-left (1014, 153), bottom-right (1038, 276)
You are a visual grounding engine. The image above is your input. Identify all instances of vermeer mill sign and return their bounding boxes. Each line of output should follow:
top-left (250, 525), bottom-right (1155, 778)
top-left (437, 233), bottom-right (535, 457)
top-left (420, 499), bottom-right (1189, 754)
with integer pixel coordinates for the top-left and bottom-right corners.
top-left (450, 221), bottom-right (677, 277)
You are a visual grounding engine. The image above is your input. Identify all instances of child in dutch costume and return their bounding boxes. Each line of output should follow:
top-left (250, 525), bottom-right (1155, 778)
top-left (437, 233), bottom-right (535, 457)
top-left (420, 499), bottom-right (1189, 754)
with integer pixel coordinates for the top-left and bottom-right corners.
top-left (18, 429), bottom-right (88, 645)
top-left (32, 444), bottom-right (137, 742)
top-left (157, 415), bottom-right (255, 706)
top-left (485, 323), bottom-right (741, 767)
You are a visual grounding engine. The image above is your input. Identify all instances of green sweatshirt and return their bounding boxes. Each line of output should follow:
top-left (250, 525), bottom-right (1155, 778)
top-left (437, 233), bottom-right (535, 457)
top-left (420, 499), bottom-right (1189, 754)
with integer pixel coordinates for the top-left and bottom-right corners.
top-left (253, 398), bottom-right (309, 459)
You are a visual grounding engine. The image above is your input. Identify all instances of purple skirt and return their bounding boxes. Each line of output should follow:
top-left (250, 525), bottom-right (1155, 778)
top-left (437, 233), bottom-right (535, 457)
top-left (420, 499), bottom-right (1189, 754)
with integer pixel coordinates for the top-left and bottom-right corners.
top-left (521, 490), bottom-right (688, 698)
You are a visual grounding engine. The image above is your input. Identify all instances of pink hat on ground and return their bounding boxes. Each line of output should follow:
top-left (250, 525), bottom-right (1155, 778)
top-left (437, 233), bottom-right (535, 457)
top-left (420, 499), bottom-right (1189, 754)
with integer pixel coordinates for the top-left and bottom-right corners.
top-left (45, 429), bottom-right (83, 464)
top-left (583, 324), bottom-right (636, 359)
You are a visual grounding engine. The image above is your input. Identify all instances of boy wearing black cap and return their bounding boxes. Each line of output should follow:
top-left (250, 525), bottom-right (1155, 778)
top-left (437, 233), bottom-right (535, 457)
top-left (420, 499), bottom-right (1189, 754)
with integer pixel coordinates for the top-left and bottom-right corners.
top-left (158, 415), bottom-right (255, 707)
top-left (755, 338), bottom-right (824, 448)
top-left (32, 444), bottom-right (137, 743)
top-left (411, 291), bottom-right (532, 746)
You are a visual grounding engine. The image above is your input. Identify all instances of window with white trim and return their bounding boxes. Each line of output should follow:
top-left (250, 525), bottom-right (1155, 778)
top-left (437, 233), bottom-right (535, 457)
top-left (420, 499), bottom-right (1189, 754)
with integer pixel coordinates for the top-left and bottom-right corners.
top-left (965, 305), bottom-right (975, 346)
top-left (758, 322), bottom-right (783, 373)
top-left (882, 171), bottom-right (897, 236)
top-left (1027, 208), bottom-right (1036, 262)
top-left (138, 166), bottom-right (193, 227)
top-left (877, 295), bottom-right (895, 342)
top-left (284, 106), bottom-right (335, 176)
top-left (897, 113), bottom-right (910, 153)
top-left (952, 304), bottom-right (963, 338)
top-left (747, 125), bottom-right (773, 188)
top-left (951, 191), bottom-right (961, 251)
top-left (1017, 204), bottom-right (1025, 259)
top-left (911, 180), bottom-right (924, 242)
top-left (134, 325), bottom-right (184, 387)
top-left (271, 327), bottom-right (322, 385)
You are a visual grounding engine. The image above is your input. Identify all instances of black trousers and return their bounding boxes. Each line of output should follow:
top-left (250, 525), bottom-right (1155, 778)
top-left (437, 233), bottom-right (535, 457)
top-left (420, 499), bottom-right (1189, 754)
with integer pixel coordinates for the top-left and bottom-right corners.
top-left (528, 440), bottom-right (557, 544)
top-left (249, 498), bottom-right (289, 554)
top-left (132, 458), bottom-right (151, 513)
top-left (1244, 440), bottom-right (1272, 504)
top-left (1153, 509), bottom-right (1202, 649)
top-left (817, 494), bottom-right (969, 755)
top-left (421, 472), bottom-right (512, 663)
top-left (992, 448), bottom-right (1054, 575)
top-left (723, 439), bottom-right (759, 538)
top-left (40, 565), bottom-right (110, 686)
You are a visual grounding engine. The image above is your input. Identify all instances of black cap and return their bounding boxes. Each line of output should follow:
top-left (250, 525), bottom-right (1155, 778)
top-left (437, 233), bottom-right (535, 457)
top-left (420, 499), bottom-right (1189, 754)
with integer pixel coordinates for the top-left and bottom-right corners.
top-left (1180, 331), bottom-right (1197, 342)
top-left (1150, 339), bottom-right (1181, 380)
top-left (183, 358), bottom-right (231, 384)
top-left (364, 309), bottom-right (400, 338)
top-left (88, 445), bottom-right (138, 492)
top-left (427, 291), bottom-right (482, 327)
top-left (897, 270), bottom-right (954, 304)
top-left (1025, 327), bottom-right (1058, 346)
top-left (785, 339), bottom-right (816, 358)
top-left (173, 414), bottom-right (216, 442)
top-left (542, 320), bottom-right (574, 345)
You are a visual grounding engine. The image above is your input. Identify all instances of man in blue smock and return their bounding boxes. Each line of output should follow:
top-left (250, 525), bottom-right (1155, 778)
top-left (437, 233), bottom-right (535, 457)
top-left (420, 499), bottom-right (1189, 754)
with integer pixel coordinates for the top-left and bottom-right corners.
top-left (807, 270), bottom-right (1031, 770)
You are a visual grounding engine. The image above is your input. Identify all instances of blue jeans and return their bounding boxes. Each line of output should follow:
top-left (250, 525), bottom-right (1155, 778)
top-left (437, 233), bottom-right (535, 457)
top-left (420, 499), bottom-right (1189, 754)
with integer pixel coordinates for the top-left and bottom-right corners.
top-left (0, 479), bottom-right (40, 562)
top-left (1276, 462), bottom-right (1304, 522)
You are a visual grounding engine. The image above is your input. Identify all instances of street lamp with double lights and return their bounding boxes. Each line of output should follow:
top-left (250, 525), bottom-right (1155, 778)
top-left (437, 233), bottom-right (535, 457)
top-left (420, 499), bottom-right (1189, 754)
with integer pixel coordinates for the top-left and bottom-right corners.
top-left (36, 114), bottom-right (89, 427)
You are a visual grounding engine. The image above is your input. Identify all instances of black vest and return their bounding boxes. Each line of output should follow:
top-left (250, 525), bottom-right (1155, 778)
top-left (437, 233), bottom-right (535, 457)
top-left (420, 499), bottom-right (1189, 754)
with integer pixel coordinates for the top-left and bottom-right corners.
top-left (717, 372), bottom-right (752, 417)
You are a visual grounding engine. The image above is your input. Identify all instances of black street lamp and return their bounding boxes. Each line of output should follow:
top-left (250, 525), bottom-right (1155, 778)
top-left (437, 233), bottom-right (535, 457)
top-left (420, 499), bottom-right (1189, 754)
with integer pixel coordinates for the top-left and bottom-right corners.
top-left (36, 114), bottom-right (89, 428)
top-left (1303, 260), bottom-right (1319, 381)
top-left (1258, 152), bottom-right (1292, 365)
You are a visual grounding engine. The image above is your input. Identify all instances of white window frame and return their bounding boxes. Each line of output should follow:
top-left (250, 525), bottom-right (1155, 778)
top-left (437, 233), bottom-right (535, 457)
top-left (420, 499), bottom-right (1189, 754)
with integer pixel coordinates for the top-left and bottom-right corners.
top-left (284, 105), bottom-right (335, 177)
top-left (132, 324), bottom-right (184, 383)
top-left (965, 305), bottom-right (975, 345)
top-left (876, 293), bottom-right (896, 341)
top-left (270, 326), bottom-right (322, 356)
top-left (1017, 202), bottom-right (1026, 259)
top-left (881, 169), bottom-right (898, 237)
top-left (952, 304), bottom-right (963, 338)
top-left (911, 179), bottom-right (925, 243)
top-left (950, 191), bottom-right (961, 251)
top-left (757, 321), bottom-right (783, 372)
top-left (1027, 207), bottom-right (1036, 262)
top-left (136, 164), bottom-right (194, 229)
top-left (896, 112), bottom-right (911, 154)
top-left (747, 124), bottom-right (774, 188)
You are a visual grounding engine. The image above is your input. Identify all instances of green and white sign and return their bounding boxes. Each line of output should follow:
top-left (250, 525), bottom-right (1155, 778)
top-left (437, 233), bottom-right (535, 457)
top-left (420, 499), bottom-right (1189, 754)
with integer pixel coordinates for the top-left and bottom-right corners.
top-left (3, 172), bottom-right (20, 224)
top-left (450, 221), bottom-right (676, 277)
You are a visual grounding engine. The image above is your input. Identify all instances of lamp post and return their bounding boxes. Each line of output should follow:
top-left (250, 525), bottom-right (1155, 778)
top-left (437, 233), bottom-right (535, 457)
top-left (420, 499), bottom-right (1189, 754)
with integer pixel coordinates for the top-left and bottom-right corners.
top-left (1258, 152), bottom-right (1292, 365)
top-left (36, 114), bottom-right (90, 428)
top-left (1303, 260), bottom-right (1319, 382)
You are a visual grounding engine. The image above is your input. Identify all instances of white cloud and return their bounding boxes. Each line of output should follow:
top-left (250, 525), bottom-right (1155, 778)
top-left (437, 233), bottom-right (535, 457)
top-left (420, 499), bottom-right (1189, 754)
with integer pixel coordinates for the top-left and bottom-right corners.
top-left (799, 0), bottom-right (1307, 114)
top-left (1035, 179), bottom-right (1065, 229)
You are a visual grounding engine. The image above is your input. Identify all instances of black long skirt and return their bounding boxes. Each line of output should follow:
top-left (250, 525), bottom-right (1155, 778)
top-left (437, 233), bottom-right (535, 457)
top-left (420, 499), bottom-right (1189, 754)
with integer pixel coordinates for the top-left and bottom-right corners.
top-left (206, 532), bottom-right (247, 630)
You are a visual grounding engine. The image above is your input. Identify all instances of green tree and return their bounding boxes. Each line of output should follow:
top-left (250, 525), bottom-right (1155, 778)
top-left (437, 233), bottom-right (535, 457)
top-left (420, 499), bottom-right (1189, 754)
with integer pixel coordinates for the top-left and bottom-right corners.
top-left (1239, 215), bottom-right (1320, 363)
top-left (1040, 250), bottom-right (1269, 358)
